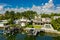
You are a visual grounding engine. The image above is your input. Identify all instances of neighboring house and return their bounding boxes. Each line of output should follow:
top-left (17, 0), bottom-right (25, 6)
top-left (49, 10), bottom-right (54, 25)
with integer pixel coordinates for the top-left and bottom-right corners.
top-left (0, 20), bottom-right (8, 29)
top-left (42, 18), bottom-right (51, 24)
top-left (0, 23), bottom-right (5, 29)
top-left (32, 15), bottom-right (42, 25)
top-left (0, 24), bottom-right (5, 33)
top-left (14, 17), bottom-right (30, 27)
top-left (14, 20), bottom-right (20, 24)
top-left (0, 20), bottom-right (8, 23)
top-left (34, 15), bottom-right (41, 20)
top-left (53, 16), bottom-right (60, 20)
top-left (33, 15), bottom-right (51, 25)
top-left (20, 17), bottom-right (30, 27)
top-left (32, 19), bottom-right (43, 25)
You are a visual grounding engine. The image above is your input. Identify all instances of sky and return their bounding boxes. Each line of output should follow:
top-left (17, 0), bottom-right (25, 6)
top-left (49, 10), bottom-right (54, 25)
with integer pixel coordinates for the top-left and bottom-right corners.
top-left (0, 0), bottom-right (60, 14)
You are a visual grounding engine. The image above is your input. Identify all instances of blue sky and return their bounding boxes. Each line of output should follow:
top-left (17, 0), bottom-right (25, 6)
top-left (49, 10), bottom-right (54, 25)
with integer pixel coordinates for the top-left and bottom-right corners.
top-left (0, 0), bottom-right (60, 8)
top-left (0, 0), bottom-right (60, 13)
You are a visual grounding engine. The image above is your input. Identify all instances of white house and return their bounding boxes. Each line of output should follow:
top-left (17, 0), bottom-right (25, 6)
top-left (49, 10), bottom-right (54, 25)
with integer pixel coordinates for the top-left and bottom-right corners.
top-left (14, 20), bottom-right (20, 24)
top-left (14, 17), bottom-right (30, 27)
top-left (34, 15), bottom-right (41, 20)
top-left (0, 20), bottom-right (8, 30)
top-left (53, 16), bottom-right (60, 20)
top-left (0, 23), bottom-right (4, 27)
top-left (20, 17), bottom-right (30, 27)
top-left (0, 20), bottom-right (8, 23)
top-left (42, 18), bottom-right (51, 23)
top-left (32, 15), bottom-right (42, 25)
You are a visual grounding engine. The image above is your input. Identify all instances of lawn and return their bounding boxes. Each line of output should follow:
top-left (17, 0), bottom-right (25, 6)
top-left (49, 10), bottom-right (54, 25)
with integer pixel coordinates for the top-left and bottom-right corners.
top-left (26, 25), bottom-right (42, 29)
top-left (27, 25), bottom-right (33, 28)
top-left (33, 25), bottom-right (42, 29)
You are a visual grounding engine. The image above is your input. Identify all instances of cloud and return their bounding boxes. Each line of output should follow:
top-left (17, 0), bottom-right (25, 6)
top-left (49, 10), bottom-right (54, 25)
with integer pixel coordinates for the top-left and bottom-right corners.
top-left (0, 0), bottom-right (60, 14)
top-left (0, 5), bottom-right (4, 10)
top-left (0, 3), bottom-right (12, 10)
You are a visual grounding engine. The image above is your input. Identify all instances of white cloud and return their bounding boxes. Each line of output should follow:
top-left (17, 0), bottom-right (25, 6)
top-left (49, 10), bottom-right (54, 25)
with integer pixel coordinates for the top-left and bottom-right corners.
top-left (0, 5), bottom-right (3, 10)
top-left (0, 0), bottom-right (60, 14)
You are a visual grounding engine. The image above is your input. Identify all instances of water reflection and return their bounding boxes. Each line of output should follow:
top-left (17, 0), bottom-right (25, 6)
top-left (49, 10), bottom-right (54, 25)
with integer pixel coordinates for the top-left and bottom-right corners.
top-left (0, 32), bottom-right (60, 40)
top-left (53, 36), bottom-right (60, 40)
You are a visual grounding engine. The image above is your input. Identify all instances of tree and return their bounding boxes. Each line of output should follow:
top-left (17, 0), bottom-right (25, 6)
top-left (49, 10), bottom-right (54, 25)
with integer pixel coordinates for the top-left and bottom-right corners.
top-left (51, 18), bottom-right (60, 31)
top-left (5, 11), bottom-right (11, 19)
top-left (15, 12), bottom-right (21, 19)
top-left (41, 14), bottom-right (51, 18)
top-left (20, 11), bottom-right (37, 19)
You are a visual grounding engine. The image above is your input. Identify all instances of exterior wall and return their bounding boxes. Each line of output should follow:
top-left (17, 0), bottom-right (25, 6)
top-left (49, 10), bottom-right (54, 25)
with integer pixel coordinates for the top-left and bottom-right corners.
top-left (0, 20), bottom-right (8, 24)
top-left (42, 18), bottom-right (51, 23)
top-left (14, 20), bottom-right (20, 24)
top-left (34, 15), bottom-right (41, 20)
top-left (21, 22), bottom-right (26, 27)
top-left (53, 16), bottom-right (60, 20)
top-left (0, 24), bottom-right (5, 30)
top-left (0, 24), bottom-right (4, 27)
top-left (0, 20), bottom-right (8, 30)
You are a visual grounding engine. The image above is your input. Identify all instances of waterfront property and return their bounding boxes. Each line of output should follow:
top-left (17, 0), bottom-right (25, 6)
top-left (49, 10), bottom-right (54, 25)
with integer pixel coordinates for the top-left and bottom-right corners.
top-left (24, 24), bottom-right (60, 36)
top-left (0, 20), bottom-right (8, 33)
top-left (14, 17), bottom-right (30, 27)
top-left (0, 22), bottom-right (6, 33)
top-left (14, 15), bottom-right (52, 28)
top-left (32, 15), bottom-right (51, 26)
top-left (42, 18), bottom-right (51, 24)
top-left (0, 23), bottom-right (5, 33)
top-left (53, 16), bottom-right (60, 20)
top-left (19, 17), bottom-right (30, 27)
top-left (1, 15), bottom-right (60, 35)
top-left (0, 20), bottom-right (8, 27)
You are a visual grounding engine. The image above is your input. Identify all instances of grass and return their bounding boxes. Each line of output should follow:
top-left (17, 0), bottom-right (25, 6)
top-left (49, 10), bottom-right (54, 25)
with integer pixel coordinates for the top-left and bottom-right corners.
top-left (33, 25), bottom-right (42, 29)
top-left (26, 24), bottom-right (42, 29)
top-left (26, 25), bottom-right (33, 28)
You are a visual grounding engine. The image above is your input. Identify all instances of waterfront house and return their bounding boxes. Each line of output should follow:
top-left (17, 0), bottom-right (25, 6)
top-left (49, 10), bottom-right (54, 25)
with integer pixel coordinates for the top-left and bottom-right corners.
top-left (53, 16), bottom-right (60, 20)
top-left (19, 17), bottom-right (30, 27)
top-left (14, 20), bottom-right (20, 24)
top-left (32, 15), bottom-right (43, 25)
top-left (0, 20), bottom-right (8, 33)
top-left (0, 23), bottom-right (5, 30)
top-left (14, 17), bottom-right (30, 27)
top-left (42, 18), bottom-right (51, 24)
top-left (0, 20), bottom-right (8, 28)
top-left (0, 20), bottom-right (8, 23)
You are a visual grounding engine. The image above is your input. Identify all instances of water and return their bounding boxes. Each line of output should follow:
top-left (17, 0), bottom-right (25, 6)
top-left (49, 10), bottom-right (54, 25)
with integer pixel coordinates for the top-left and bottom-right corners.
top-left (0, 31), bottom-right (60, 40)
top-left (0, 32), bottom-right (60, 40)
top-left (36, 36), bottom-right (53, 40)
top-left (0, 34), bottom-right (6, 40)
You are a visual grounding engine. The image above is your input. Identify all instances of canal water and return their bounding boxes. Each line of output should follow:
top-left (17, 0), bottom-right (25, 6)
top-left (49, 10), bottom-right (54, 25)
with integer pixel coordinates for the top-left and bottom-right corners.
top-left (0, 33), bottom-right (60, 40)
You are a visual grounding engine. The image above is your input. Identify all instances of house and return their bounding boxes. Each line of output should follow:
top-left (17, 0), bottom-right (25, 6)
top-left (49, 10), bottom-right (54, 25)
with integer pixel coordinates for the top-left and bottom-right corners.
top-left (32, 19), bottom-right (43, 25)
top-left (14, 20), bottom-right (20, 24)
top-left (42, 18), bottom-right (51, 24)
top-left (0, 20), bottom-right (8, 33)
top-left (0, 20), bottom-right (8, 23)
top-left (0, 23), bottom-right (5, 30)
top-left (0, 20), bottom-right (8, 29)
top-left (53, 16), bottom-right (60, 20)
top-left (32, 15), bottom-right (42, 25)
top-left (14, 17), bottom-right (30, 27)
top-left (34, 15), bottom-right (41, 20)
top-left (19, 17), bottom-right (30, 27)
